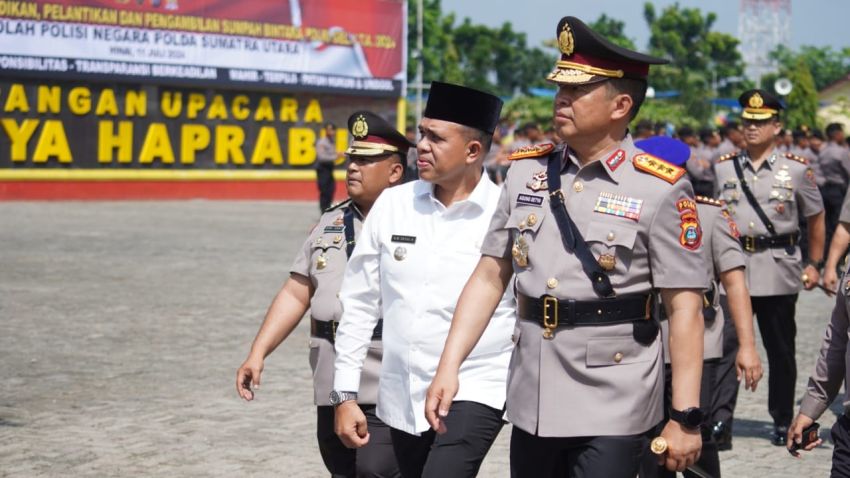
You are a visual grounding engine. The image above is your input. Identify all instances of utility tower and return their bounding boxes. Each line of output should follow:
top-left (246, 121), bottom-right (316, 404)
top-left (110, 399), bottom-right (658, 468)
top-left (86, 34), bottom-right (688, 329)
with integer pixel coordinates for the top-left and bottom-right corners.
top-left (738, 0), bottom-right (791, 83)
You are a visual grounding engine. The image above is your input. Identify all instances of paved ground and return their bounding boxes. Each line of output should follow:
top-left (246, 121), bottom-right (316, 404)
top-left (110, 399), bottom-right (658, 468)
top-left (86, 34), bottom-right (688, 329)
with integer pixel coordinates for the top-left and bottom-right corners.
top-left (0, 201), bottom-right (843, 477)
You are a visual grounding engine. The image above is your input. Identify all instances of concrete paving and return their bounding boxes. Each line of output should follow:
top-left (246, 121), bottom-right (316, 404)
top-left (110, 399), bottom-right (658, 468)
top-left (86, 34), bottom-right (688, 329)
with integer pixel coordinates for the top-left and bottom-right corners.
top-left (0, 200), bottom-right (842, 477)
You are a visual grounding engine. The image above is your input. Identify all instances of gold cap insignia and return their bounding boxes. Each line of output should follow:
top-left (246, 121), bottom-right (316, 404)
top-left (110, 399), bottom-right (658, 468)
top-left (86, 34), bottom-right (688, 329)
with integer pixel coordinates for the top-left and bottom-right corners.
top-left (749, 92), bottom-right (764, 109)
top-left (558, 23), bottom-right (574, 56)
top-left (352, 115), bottom-right (369, 139)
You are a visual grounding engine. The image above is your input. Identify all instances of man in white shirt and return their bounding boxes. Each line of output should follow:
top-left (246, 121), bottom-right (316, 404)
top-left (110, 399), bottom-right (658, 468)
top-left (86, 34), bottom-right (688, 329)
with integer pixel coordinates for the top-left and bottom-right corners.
top-left (332, 81), bottom-right (516, 478)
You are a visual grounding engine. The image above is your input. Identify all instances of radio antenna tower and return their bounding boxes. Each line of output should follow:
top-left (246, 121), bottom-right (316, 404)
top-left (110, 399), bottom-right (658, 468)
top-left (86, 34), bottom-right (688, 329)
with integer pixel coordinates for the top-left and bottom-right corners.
top-left (739, 0), bottom-right (791, 83)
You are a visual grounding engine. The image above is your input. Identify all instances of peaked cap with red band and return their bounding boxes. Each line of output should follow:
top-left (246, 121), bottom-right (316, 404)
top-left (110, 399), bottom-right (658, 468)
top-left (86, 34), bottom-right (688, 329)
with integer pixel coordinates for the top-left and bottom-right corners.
top-left (547, 16), bottom-right (668, 85)
top-left (345, 110), bottom-right (414, 157)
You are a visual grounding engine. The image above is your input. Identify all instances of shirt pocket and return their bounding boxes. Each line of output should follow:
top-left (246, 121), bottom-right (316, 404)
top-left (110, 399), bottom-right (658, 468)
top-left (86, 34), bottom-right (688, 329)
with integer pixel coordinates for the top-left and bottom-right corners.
top-left (584, 222), bottom-right (638, 272)
top-left (506, 206), bottom-right (548, 268)
top-left (309, 235), bottom-right (345, 275)
top-left (586, 336), bottom-right (653, 367)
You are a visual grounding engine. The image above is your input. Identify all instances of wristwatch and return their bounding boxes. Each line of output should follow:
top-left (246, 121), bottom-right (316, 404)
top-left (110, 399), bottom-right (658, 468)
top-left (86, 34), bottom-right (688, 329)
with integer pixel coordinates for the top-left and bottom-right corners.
top-left (670, 407), bottom-right (704, 430)
top-left (329, 390), bottom-right (358, 406)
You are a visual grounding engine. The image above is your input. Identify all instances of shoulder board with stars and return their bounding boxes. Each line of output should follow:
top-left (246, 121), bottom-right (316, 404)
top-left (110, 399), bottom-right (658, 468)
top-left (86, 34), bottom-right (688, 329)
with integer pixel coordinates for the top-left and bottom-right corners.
top-left (323, 198), bottom-right (352, 213)
top-left (717, 152), bottom-right (739, 162)
top-left (508, 143), bottom-right (555, 160)
top-left (632, 153), bottom-right (686, 184)
top-left (696, 196), bottom-right (723, 207)
top-left (784, 152), bottom-right (809, 165)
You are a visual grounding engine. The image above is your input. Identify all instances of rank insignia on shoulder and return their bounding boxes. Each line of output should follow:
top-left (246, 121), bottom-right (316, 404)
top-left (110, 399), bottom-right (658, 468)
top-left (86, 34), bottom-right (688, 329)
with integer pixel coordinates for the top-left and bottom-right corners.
top-left (508, 143), bottom-right (555, 160)
top-left (717, 152), bottom-right (738, 162)
top-left (325, 198), bottom-right (352, 213)
top-left (784, 152), bottom-right (809, 164)
top-left (633, 153), bottom-right (685, 184)
top-left (695, 196), bottom-right (723, 207)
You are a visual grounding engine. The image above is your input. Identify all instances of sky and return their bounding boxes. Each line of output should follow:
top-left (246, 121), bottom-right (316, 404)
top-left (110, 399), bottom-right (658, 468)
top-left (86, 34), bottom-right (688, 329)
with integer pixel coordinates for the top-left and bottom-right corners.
top-left (439, 0), bottom-right (849, 52)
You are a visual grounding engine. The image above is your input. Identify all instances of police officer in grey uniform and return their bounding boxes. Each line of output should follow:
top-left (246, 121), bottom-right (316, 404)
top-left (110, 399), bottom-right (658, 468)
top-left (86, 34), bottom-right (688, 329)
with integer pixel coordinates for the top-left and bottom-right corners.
top-left (713, 89), bottom-right (825, 446)
top-left (823, 188), bottom-right (850, 292)
top-left (787, 260), bottom-right (850, 475)
top-left (819, 123), bottom-right (850, 243)
top-left (426, 17), bottom-right (709, 477)
top-left (635, 136), bottom-right (763, 478)
top-left (236, 111), bottom-right (409, 477)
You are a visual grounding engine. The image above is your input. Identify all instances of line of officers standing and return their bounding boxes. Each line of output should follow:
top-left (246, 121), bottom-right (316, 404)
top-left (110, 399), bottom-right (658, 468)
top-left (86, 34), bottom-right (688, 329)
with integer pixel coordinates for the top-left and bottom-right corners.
top-left (235, 15), bottom-right (850, 478)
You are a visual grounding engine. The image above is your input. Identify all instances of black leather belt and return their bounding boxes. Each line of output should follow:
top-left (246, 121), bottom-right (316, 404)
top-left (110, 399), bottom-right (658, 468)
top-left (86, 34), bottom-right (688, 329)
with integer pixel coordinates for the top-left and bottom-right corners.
top-left (310, 318), bottom-right (383, 343)
top-left (517, 293), bottom-right (652, 328)
top-left (739, 232), bottom-right (798, 252)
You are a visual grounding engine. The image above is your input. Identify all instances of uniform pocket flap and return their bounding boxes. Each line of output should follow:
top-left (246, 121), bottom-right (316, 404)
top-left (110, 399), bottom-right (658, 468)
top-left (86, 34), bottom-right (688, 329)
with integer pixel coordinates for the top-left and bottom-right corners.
top-left (586, 336), bottom-right (652, 367)
top-left (507, 206), bottom-right (547, 234)
top-left (584, 222), bottom-right (638, 248)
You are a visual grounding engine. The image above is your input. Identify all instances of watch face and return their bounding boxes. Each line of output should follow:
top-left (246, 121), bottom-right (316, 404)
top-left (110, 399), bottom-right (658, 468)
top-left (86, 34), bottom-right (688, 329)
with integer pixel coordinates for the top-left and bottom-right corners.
top-left (329, 391), bottom-right (341, 405)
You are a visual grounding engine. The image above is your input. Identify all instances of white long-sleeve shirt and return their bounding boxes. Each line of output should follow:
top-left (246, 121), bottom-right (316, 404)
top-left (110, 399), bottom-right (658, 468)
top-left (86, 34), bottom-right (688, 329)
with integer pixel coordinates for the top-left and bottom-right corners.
top-left (334, 174), bottom-right (516, 435)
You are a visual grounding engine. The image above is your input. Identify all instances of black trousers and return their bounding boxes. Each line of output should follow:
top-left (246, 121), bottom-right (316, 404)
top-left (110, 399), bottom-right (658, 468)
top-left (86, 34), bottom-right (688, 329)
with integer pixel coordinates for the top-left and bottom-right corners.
top-left (316, 162), bottom-right (336, 212)
top-left (753, 294), bottom-right (798, 427)
top-left (711, 296), bottom-right (739, 427)
top-left (317, 405), bottom-right (401, 478)
top-left (832, 414), bottom-right (850, 478)
top-left (638, 362), bottom-right (721, 478)
top-left (389, 401), bottom-right (503, 478)
top-left (511, 425), bottom-right (650, 478)
top-left (822, 183), bottom-right (846, 246)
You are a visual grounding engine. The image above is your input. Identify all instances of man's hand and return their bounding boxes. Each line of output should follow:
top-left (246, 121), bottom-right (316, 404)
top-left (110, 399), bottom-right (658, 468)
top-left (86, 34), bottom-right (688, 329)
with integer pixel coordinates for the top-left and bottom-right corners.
top-left (236, 356), bottom-right (263, 401)
top-left (335, 401), bottom-right (370, 448)
top-left (802, 264), bottom-right (820, 290)
top-left (735, 345), bottom-right (763, 391)
top-left (658, 420), bottom-right (702, 472)
top-left (425, 369), bottom-right (459, 434)
top-left (787, 413), bottom-right (822, 457)
top-left (824, 267), bottom-right (840, 294)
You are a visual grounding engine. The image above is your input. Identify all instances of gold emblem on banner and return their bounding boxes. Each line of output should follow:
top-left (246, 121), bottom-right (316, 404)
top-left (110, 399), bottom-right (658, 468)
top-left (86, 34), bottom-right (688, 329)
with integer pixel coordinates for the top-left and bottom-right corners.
top-left (352, 115), bottom-right (369, 138)
top-left (558, 23), bottom-right (575, 55)
top-left (749, 92), bottom-right (764, 108)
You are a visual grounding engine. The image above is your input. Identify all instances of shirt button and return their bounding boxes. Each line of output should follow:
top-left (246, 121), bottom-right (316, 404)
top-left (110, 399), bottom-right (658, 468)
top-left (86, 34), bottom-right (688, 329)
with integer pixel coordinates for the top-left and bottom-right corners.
top-left (527, 213), bottom-right (538, 226)
top-left (546, 278), bottom-right (558, 289)
top-left (613, 352), bottom-right (624, 363)
top-left (748, 222), bottom-right (755, 229)
top-left (607, 231), bottom-right (615, 241)
top-left (573, 182), bottom-right (584, 193)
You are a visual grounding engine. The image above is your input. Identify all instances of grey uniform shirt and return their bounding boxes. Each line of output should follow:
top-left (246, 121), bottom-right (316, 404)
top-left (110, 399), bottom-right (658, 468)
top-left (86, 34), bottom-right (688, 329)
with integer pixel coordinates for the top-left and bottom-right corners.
top-left (713, 150), bottom-right (824, 296)
top-left (840, 188), bottom-right (850, 224)
top-left (316, 136), bottom-right (337, 164)
top-left (481, 135), bottom-right (709, 438)
top-left (686, 145), bottom-right (716, 183)
top-left (290, 204), bottom-right (382, 406)
top-left (790, 146), bottom-right (823, 186)
top-left (818, 142), bottom-right (850, 187)
top-left (661, 200), bottom-right (746, 363)
top-left (799, 263), bottom-right (850, 419)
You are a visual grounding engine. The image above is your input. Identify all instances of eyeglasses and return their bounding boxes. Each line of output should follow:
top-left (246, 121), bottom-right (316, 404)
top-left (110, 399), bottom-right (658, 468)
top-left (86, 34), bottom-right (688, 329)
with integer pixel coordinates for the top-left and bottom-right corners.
top-left (743, 119), bottom-right (776, 128)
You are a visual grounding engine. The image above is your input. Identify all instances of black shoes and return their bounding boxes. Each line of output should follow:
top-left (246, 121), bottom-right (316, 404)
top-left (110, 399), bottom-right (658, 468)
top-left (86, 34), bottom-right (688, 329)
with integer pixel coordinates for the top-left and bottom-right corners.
top-left (712, 421), bottom-right (733, 451)
top-left (771, 425), bottom-right (789, 446)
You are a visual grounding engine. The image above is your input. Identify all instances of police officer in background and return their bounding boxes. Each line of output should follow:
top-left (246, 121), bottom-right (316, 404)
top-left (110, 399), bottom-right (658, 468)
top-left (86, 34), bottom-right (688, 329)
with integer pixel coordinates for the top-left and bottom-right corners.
top-left (713, 90), bottom-right (825, 446)
top-left (635, 136), bottom-right (763, 478)
top-left (818, 123), bottom-right (850, 243)
top-left (426, 17), bottom-right (708, 477)
top-left (236, 111), bottom-right (409, 477)
top-left (316, 123), bottom-right (343, 212)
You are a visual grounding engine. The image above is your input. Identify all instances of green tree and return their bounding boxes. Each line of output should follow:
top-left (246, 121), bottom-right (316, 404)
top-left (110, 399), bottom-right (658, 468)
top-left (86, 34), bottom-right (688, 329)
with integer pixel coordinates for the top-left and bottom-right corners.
top-left (767, 45), bottom-right (850, 91)
top-left (407, 0), bottom-right (461, 86)
top-left (783, 56), bottom-right (820, 130)
top-left (589, 14), bottom-right (636, 50)
top-left (643, 2), bottom-right (746, 124)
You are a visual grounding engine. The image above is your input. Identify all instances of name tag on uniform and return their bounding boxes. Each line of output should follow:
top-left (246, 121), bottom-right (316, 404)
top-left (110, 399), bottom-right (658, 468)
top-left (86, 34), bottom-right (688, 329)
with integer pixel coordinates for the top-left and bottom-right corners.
top-left (516, 193), bottom-right (544, 207)
top-left (324, 226), bottom-right (344, 233)
top-left (391, 234), bottom-right (416, 244)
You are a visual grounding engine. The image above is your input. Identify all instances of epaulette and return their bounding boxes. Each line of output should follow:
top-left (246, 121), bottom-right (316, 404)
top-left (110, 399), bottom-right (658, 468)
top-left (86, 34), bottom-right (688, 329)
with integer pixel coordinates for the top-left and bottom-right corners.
top-left (323, 198), bottom-right (352, 213)
top-left (696, 195), bottom-right (723, 207)
top-left (632, 153), bottom-right (686, 184)
top-left (717, 151), bottom-right (739, 162)
top-left (785, 152), bottom-right (809, 165)
top-left (508, 143), bottom-right (555, 160)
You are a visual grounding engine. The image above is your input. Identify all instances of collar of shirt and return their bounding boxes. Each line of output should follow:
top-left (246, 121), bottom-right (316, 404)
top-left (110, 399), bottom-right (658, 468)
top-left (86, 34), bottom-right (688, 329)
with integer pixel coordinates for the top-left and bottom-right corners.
top-left (561, 134), bottom-right (635, 185)
top-left (741, 148), bottom-right (780, 172)
top-left (412, 171), bottom-right (494, 214)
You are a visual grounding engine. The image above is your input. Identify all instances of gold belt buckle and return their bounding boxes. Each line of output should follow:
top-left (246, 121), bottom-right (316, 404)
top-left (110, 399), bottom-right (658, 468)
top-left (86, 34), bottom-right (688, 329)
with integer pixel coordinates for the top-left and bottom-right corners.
top-left (743, 236), bottom-right (755, 252)
top-left (542, 296), bottom-right (559, 339)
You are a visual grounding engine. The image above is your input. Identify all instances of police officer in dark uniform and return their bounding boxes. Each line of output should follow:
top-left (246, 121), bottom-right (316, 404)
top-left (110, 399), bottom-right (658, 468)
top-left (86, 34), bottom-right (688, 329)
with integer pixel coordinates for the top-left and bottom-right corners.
top-left (712, 90), bottom-right (825, 446)
top-left (236, 111), bottom-right (409, 477)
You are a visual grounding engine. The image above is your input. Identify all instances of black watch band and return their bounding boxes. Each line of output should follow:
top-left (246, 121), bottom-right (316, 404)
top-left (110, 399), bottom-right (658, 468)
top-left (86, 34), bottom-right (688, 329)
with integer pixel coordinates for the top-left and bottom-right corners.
top-left (670, 407), bottom-right (704, 430)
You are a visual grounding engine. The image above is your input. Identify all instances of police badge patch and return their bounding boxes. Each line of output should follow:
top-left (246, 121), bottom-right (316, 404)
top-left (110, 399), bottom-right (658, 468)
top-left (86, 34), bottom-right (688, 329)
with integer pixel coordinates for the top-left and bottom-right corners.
top-left (676, 198), bottom-right (702, 250)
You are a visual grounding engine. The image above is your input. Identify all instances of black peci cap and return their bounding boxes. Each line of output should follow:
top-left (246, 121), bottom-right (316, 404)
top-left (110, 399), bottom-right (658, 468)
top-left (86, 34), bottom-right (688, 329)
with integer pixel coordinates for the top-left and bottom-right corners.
top-left (345, 111), bottom-right (414, 157)
top-left (547, 16), bottom-right (668, 85)
top-left (423, 81), bottom-right (503, 134)
top-left (739, 89), bottom-right (784, 120)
